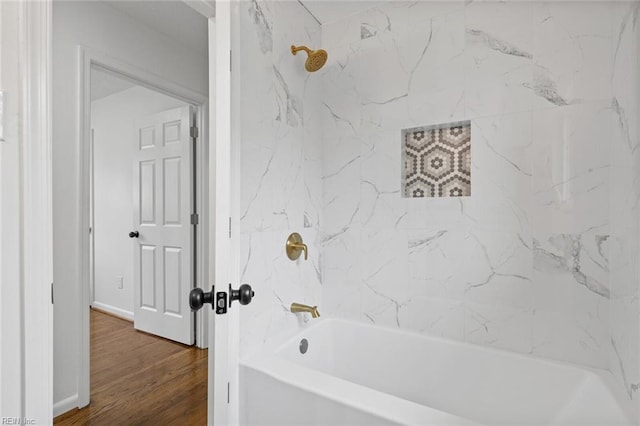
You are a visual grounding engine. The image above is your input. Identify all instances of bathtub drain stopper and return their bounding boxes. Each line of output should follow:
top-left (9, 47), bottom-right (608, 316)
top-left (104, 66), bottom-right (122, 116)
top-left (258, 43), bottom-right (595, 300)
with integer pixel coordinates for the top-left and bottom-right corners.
top-left (299, 338), bottom-right (309, 354)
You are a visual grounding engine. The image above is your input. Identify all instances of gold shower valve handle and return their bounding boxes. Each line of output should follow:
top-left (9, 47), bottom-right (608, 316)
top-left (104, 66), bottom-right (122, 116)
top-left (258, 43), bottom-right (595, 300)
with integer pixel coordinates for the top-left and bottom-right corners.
top-left (286, 232), bottom-right (308, 261)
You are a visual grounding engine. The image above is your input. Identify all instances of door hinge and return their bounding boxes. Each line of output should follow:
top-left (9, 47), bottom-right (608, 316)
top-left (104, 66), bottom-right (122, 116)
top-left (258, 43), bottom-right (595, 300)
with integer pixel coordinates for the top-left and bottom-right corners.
top-left (190, 126), bottom-right (199, 139)
top-left (228, 217), bottom-right (231, 238)
top-left (191, 213), bottom-right (199, 225)
top-left (51, 283), bottom-right (54, 304)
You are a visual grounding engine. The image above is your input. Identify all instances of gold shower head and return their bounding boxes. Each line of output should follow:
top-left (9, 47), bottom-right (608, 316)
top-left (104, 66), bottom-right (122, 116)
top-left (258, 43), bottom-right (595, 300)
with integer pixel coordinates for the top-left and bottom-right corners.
top-left (291, 45), bottom-right (328, 72)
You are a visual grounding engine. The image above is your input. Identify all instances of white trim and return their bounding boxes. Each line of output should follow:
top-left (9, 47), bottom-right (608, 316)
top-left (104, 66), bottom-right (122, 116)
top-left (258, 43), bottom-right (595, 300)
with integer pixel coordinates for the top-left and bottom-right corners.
top-left (20, 0), bottom-right (54, 422)
top-left (89, 128), bottom-right (95, 305)
top-left (53, 394), bottom-right (78, 418)
top-left (210, 2), bottom-right (237, 423)
top-left (76, 47), bottom-right (210, 410)
top-left (228, 0), bottom-right (242, 422)
top-left (91, 303), bottom-right (134, 322)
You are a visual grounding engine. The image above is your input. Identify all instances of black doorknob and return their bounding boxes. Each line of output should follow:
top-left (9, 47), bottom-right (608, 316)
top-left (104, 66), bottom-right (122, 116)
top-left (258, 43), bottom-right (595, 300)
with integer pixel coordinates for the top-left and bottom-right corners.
top-left (190, 287), bottom-right (214, 311)
top-left (129, 231), bottom-right (139, 238)
top-left (229, 283), bottom-right (255, 306)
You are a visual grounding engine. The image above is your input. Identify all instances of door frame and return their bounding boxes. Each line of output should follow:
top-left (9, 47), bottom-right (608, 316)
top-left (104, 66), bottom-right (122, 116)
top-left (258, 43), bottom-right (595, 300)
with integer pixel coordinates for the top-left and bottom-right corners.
top-left (76, 47), bottom-right (210, 408)
top-left (11, 0), bottom-right (241, 423)
top-left (3, 0), bottom-right (55, 422)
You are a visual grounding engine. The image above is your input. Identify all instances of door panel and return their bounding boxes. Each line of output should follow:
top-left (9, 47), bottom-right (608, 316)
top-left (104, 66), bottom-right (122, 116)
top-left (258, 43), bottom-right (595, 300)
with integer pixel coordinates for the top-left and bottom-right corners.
top-left (133, 105), bottom-right (194, 345)
top-left (139, 161), bottom-right (156, 224)
top-left (140, 245), bottom-right (157, 309)
top-left (163, 246), bottom-right (182, 315)
top-left (163, 157), bottom-right (182, 225)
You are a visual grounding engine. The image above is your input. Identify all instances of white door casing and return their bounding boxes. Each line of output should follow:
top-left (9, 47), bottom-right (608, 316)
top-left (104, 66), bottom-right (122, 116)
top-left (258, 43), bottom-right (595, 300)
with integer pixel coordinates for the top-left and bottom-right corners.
top-left (1, 0), bottom-right (54, 422)
top-left (9, 0), bottom-right (217, 420)
top-left (133, 105), bottom-right (195, 345)
top-left (209, 1), bottom-right (239, 423)
top-left (76, 44), bottom-right (209, 413)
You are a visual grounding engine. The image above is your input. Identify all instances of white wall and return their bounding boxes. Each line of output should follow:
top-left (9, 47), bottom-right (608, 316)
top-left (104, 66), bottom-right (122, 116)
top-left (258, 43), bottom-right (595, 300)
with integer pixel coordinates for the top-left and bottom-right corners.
top-left (91, 85), bottom-right (185, 319)
top-left (53, 0), bottom-right (207, 412)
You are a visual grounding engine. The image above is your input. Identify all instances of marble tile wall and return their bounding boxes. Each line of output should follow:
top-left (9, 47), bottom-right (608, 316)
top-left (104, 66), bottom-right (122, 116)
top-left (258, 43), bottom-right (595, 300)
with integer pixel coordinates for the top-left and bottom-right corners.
top-left (319, 0), bottom-right (631, 376)
top-left (236, 0), bottom-right (640, 414)
top-left (610, 0), bottom-right (640, 409)
top-left (236, 0), bottom-right (323, 357)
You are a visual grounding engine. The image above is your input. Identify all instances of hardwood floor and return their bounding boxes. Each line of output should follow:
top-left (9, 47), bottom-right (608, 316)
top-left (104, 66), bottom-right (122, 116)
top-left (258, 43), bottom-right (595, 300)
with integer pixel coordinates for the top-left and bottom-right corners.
top-left (54, 309), bottom-right (207, 425)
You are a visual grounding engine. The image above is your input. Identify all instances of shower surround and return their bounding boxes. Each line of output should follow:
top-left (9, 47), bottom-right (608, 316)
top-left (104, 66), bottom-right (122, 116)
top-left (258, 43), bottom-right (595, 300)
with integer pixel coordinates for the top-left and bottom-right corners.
top-left (236, 0), bottom-right (640, 418)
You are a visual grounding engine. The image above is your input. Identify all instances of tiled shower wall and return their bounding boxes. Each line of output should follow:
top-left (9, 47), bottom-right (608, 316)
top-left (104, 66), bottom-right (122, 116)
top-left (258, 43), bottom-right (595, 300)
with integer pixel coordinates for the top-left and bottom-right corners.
top-left (610, 1), bottom-right (640, 405)
top-left (320, 0), bottom-right (638, 385)
top-left (237, 0), bottom-right (323, 357)
top-left (237, 0), bottom-right (640, 412)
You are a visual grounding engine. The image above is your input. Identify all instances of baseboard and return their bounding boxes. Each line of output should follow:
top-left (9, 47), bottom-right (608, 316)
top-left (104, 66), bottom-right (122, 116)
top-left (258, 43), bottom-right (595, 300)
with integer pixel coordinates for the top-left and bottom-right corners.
top-left (53, 393), bottom-right (78, 417)
top-left (91, 301), bottom-right (133, 321)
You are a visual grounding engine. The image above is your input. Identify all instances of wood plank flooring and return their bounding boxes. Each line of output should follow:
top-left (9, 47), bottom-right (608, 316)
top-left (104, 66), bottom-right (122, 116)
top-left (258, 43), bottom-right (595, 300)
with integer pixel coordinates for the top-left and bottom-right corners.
top-left (54, 309), bottom-right (207, 425)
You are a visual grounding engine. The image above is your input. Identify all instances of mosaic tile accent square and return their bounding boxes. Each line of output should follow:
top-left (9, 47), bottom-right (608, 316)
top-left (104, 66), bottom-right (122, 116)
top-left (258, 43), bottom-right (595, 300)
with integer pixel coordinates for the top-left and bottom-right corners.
top-left (403, 121), bottom-right (471, 198)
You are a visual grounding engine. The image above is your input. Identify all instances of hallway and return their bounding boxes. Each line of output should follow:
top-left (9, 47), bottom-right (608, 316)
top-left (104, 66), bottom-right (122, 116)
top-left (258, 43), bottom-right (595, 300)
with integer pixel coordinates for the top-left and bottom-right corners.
top-left (54, 310), bottom-right (207, 425)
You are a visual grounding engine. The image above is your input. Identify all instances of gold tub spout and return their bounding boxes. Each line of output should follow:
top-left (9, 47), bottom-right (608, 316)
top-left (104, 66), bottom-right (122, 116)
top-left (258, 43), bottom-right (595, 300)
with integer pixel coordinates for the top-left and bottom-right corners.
top-left (290, 302), bottom-right (320, 318)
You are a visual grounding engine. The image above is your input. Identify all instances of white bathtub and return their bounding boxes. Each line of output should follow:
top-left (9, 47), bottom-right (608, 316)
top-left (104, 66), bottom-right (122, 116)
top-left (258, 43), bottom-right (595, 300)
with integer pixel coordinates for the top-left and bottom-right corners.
top-left (240, 319), bottom-right (635, 425)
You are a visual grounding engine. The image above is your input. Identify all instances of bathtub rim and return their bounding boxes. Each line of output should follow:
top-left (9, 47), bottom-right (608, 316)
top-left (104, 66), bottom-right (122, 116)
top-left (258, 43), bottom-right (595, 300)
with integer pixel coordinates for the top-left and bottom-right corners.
top-left (244, 317), bottom-right (636, 425)
top-left (242, 353), bottom-right (481, 426)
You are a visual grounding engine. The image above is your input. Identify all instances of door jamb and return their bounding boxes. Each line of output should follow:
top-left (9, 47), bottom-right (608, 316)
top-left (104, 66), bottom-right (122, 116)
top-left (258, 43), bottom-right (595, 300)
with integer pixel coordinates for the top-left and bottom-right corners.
top-left (76, 47), bottom-right (210, 409)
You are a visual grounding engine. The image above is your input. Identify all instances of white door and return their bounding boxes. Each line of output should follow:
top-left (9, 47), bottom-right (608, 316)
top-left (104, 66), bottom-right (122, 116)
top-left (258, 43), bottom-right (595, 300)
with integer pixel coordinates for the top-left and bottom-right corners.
top-left (132, 105), bottom-right (195, 345)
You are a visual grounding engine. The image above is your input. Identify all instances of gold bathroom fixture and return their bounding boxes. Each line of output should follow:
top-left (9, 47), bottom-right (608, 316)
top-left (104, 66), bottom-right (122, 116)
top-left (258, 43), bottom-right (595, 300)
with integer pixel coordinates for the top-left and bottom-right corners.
top-left (291, 302), bottom-right (320, 318)
top-left (286, 232), bottom-right (308, 261)
top-left (290, 45), bottom-right (328, 72)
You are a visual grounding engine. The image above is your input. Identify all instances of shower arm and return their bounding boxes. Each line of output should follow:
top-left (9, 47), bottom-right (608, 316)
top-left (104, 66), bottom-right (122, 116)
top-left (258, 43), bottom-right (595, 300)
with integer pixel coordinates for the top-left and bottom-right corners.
top-left (291, 45), bottom-right (312, 56)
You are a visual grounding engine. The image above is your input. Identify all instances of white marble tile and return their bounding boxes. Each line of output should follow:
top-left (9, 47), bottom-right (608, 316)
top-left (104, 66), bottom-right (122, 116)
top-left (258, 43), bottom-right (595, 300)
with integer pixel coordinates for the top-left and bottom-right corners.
top-left (407, 229), bottom-right (467, 301)
top-left (465, 73), bottom-right (533, 120)
top-left (407, 10), bottom-right (465, 96)
top-left (609, 5), bottom-right (640, 398)
top-left (320, 7), bottom-right (365, 49)
top-left (245, 0), bottom-right (273, 55)
top-left (465, 302), bottom-right (533, 354)
top-left (239, 0), bottom-right (323, 357)
top-left (464, 231), bottom-right (533, 311)
top-left (323, 282), bottom-right (361, 321)
top-left (241, 128), bottom-right (306, 231)
top-left (321, 225), bottom-right (361, 291)
top-left (532, 102), bottom-right (612, 235)
top-left (360, 228), bottom-right (409, 328)
top-left (464, 112), bottom-right (533, 233)
top-left (405, 297), bottom-right (465, 341)
top-left (464, 2), bottom-right (534, 118)
top-left (465, 2), bottom-right (533, 55)
top-left (532, 231), bottom-right (610, 368)
top-left (610, 296), bottom-right (640, 400)
top-left (350, 34), bottom-right (410, 109)
top-left (532, 308), bottom-right (609, 369)
top-left (237, 0), bottom-right (640, 378)
top-left (360, 130), bottom-right (406, 229)
top-left (322, 135), bottom-right (361, 234)
top-left (406, 86), bottom-right (465, 127)
top-left (532, 2), bottom-right (612, 108)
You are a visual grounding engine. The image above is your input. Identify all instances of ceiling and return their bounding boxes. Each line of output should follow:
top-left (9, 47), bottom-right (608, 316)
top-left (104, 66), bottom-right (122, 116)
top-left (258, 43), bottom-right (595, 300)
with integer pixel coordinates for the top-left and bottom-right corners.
top-left (91, 67), bottom-right (136, 101)
top-left (300, 1), bottom-right (385, 25)
top-left (104, 1), bottom-right (208, 56)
